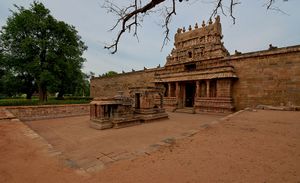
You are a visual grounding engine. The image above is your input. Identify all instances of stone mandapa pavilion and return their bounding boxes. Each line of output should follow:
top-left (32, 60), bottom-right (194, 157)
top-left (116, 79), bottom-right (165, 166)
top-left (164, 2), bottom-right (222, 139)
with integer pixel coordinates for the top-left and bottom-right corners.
top-left (90, 87), bottom-right (168, 130)
top-left (91, 16), bottom-right (300, 113)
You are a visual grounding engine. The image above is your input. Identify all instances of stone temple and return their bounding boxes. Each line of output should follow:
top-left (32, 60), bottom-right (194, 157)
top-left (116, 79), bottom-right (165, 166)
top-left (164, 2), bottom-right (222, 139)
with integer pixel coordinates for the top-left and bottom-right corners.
top-left (91, 16), bottom-right (300, 114)
top-left (90, 87), bottom-right (168, 129)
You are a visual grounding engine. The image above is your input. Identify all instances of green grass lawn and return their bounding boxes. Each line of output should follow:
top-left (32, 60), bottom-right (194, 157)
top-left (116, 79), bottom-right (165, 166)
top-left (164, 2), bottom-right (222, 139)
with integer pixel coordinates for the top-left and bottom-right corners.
top-left (0, 97), bottom-right (92, 106)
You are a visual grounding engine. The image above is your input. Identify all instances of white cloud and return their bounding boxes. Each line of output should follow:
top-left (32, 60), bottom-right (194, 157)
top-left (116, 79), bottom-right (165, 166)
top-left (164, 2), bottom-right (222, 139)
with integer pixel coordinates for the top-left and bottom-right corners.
top-left (1, 0), bottom-right (300, 75)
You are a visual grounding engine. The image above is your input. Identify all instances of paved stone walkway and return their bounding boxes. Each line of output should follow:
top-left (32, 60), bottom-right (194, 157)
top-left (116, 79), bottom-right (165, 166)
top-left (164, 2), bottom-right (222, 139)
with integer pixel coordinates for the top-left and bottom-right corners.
top-left (26, 112), bottom-right (224, 172)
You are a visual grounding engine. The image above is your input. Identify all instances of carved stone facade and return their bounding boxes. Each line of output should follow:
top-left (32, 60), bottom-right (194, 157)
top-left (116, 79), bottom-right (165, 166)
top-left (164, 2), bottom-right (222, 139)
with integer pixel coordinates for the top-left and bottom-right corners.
top-left (166, 16), bottom-right (229, 65)
top-left (90, 16), bottom-right (300, 112)
top-left (90, 88), bottom-right (168, 130)
top-left (155, 16), bottom-right (236, 113)
top-left (90, 92), bottom-right (137, 129)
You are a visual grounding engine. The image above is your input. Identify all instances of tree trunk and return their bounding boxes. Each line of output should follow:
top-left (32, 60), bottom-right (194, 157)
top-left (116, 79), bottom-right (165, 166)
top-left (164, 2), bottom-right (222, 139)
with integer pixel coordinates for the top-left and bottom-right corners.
top-left (25, 77), bottom-right (35, 100)
top-left (26, 92), bottom-right (33, 99)
top-left (38, 84), bottom-right (47, 102)
top-left (57, 92), bottom-right (64, 100)
top-left (39, 46), bottom-right (47, 102)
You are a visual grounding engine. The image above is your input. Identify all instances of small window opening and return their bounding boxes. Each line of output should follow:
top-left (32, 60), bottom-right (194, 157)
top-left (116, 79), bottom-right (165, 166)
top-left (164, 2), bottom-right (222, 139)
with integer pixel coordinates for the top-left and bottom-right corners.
top-left (188, 51), bottom-right (192, 58)
top-left (163, 84), bottom-right (168, 97)
top-left (185, 63), bottom-right (196, 72)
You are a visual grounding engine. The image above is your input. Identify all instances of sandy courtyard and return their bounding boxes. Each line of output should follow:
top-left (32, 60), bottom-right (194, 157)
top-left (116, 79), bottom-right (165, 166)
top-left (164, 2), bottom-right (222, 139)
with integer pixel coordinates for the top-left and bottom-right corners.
top-left (25, 112), bottom-right (223, 172)
top-left (0, 110), bottom-right (299, 182)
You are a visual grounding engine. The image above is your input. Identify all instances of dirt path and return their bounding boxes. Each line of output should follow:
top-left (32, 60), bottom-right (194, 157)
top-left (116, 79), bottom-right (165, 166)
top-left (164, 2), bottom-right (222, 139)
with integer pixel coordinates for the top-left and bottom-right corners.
top-left (1, 110), bottom-right (299, 182)
top-left (0, 120), bottom-right (89, 183)
top-left (93, 110), bottom-right (300, 182)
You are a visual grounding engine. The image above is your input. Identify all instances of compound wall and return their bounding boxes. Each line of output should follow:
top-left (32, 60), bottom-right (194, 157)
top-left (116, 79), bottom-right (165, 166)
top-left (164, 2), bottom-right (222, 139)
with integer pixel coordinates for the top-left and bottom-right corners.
top-left (230, 46), bottom-right (300, 110)
top-left (91, 45), bottom-right (300, 111)
top-left (90, 69), bottom-right (157, 98)
top-left (7, 104), bottom-right (89, 121)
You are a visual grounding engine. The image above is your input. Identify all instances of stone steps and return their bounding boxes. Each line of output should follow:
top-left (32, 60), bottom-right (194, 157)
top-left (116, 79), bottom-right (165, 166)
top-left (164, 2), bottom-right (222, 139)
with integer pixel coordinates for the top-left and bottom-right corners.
top-left (174, 108), bottom-right (195, 114)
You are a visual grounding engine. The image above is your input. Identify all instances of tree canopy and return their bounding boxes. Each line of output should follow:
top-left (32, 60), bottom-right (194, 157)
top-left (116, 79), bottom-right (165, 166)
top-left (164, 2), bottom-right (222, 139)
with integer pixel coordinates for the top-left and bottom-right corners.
top-left (0, 2), bottom-right (87, 101)
top-left (101, 71), bottom-right (118, 77)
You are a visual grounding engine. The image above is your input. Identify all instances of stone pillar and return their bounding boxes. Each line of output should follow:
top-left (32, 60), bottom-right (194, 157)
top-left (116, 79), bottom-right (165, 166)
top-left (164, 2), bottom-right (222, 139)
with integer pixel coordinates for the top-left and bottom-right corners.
top-left (90, 104), bottom-right (96, 119)
top-left (175, 82), bottom-right (180, 98)
top-left (196, 81), bottom-right (200, 98)
top-left (160, 94), bottom-right (163, 108)
top-left (99, 106), bottom-right (104, 118)
top-left (168, 83), bottom-right (171, 97)
top-left (206, 80), bottom-right (210, 97)
top-left (94, 105), bottom-right (98, 118)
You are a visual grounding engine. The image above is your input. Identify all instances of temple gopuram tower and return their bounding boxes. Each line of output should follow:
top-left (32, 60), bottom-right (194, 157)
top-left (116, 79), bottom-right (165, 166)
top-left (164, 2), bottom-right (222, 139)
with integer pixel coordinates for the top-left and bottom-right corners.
top-left (154, 16), bottom-right (237, 113)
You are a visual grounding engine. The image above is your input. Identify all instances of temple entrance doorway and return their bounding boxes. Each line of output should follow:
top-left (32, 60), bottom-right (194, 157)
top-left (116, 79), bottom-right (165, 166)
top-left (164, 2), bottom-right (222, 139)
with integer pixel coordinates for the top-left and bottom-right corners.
top-left (135, 93), bottom-right (140, 109)
top-left (185, 82), bottom-right (195, 107)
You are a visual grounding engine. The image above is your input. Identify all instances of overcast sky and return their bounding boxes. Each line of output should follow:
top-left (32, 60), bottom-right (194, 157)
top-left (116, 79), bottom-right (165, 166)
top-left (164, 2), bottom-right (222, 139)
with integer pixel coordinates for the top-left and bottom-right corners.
top-left (1, 0), bottom-right (299, 76)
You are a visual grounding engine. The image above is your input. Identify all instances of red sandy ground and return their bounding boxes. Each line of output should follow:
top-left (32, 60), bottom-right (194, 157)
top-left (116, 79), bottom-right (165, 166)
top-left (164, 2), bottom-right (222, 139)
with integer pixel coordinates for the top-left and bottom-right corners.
top-left (0, 110), bottom-right (299, 183)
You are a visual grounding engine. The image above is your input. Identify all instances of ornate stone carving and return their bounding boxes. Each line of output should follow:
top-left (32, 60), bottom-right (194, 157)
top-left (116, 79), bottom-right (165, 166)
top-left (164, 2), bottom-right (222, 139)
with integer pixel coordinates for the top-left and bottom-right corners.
top-left (90, 87), bottom-right (168, 130)
top-left (166, 15), bottom-right (229, 66)
top-left (155, 16), bottom-right (236, 113)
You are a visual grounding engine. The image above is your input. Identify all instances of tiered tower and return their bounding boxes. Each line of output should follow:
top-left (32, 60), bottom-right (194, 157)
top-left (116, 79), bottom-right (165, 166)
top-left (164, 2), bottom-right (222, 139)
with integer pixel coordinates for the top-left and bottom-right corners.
top-left (166, 16), bottom-right (229, 66)
top-left (155, 16), bottom-right (236, 113)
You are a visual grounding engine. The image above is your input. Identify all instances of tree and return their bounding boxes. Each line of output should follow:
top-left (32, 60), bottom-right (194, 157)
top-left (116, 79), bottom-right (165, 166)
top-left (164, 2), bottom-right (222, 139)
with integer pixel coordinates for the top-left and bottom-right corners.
top-left (103, 0), bottom-right (288, 54)
top-left (101, 71), bottom-right (118, 77)
top-left (0, 2), bottom-right (87, 101)
top-left (74, 72), bottom-right (91, 97)
top-left (0, 50), bottom-right (5, 96)
top-left (0, 51), bottom-right (36, 98)
top-left (0, 71), bottom-right (24, 97)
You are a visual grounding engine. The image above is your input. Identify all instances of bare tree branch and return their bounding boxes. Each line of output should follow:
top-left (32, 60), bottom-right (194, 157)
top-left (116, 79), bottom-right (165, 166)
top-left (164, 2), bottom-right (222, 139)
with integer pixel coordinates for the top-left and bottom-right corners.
top-left (210, 0), bottom-right (241, 24)
top-left (161, 0), bottom-right (176, 50)
top-left (264, 0), bottom-right (289, 15)
top-left (104, 0), bottom-right (166, 54)
top-left (211, 0), bottom-right (225, 17)
top-left (266, 0), bottom-right (275, 9)
top-left (103, 0), bottom-right (288, 54)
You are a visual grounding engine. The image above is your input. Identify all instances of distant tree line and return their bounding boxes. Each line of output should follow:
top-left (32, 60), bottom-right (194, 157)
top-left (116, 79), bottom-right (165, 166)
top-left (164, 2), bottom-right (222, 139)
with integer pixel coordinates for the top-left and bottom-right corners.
top-left (100, 71), bottom-right (118, 77)
top-left (0, 2), bottom-right (90, 101)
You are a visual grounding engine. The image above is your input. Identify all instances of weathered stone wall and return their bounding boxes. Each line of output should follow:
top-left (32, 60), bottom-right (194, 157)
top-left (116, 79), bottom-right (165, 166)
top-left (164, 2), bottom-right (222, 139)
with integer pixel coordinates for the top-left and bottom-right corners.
top-left (90, 46), bottom-right (300, 112)
top-left (7, 104), bottom-right (89, 121)
top-left (230, 47), bottom-right (300, 110)
top-left (90, 69), bottom-right (157, 98)
top-left (216, 79), bottom-right (232, 98)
